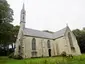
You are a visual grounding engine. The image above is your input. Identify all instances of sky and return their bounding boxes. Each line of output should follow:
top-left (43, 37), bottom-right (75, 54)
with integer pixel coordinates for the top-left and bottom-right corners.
top-left (7, 0), bottom-right (85, 32)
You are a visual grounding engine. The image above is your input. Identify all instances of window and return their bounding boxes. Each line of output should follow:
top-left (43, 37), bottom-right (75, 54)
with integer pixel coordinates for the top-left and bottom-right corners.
top-left (68, 32), bottom-right (73, 47)
top-left (47, 40), bottom-right (50, 48)
top-left (32, 38), bottom-right (36, 50)
top-left (32, 38), bottom-right (37, 57)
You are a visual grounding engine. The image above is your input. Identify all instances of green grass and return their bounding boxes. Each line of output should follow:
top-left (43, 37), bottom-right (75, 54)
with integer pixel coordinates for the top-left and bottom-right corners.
top-left (0, 54), bottom-right (85, 64)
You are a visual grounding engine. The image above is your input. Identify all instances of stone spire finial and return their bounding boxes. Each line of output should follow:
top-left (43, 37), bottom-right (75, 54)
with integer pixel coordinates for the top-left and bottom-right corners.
top-left (65, 21), bottom-right (69, 27)
top-left (66, 23), bottom-right (68, 26)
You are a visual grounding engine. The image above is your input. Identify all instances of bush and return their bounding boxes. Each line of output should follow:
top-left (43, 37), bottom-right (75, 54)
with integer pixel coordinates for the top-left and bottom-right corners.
top-left (68, 54), bottom-right (73, 58)
top-left (8, 52), bottom-right (14, 58)
top-left (8, 52), bottom-right (23, 59)
top-left (13, 55), bottom-right (23, 59)
top-left (61, 51), bottom-right (67, 57)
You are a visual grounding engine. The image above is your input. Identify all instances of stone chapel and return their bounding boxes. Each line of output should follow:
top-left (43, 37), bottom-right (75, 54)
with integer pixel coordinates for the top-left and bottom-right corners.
top-left (14, 4), bottom-right (81, 58)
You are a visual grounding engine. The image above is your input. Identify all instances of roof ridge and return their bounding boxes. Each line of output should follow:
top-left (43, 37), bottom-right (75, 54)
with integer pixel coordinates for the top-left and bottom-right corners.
top-left (24, 27), bottom-right (68, 39)
top-left (25, 28), bottom-right (53, 34)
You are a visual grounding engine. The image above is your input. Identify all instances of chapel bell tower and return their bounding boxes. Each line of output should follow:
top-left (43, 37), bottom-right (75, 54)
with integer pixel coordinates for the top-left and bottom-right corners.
top-left (20, 3), bottom-right (26, 29)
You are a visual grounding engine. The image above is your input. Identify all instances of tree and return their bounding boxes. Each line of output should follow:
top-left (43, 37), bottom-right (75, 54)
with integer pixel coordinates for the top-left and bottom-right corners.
top-left (0, 0), bottom-right (14, 44)
top-left (0, 0), bottom-right (14, 56)
top-left (10, 25), bottom-right (20, 49)
top-left (72, 28), bottom-right (85, 53)
top-left (0, 0), bottom-right (13, 24)
top-left (0, 24), bottom-right (20, 56)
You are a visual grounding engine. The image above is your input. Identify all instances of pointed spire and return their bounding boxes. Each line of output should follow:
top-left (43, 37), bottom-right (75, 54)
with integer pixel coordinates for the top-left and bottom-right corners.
top-left (21, 2), bottom-right (26, 14)
top-left (22, 3), bottom-right (25, 10)
top-left (22, 0), bottom-right (25, 9)
top-left (21, 2), bottom-right (25, 11)
top-left (20, 2), bottom-right (26, 24)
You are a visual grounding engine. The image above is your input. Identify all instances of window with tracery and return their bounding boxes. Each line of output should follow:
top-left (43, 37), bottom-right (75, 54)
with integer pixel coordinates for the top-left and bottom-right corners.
top-left (32, 38), bottom-right (36, 50)
top-left (47, 40), bottom-right (50, 48)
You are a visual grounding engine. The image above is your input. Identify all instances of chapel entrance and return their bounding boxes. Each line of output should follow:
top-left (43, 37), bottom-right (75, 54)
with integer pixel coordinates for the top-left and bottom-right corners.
top-left (48, 49), bottom-right (51, 57)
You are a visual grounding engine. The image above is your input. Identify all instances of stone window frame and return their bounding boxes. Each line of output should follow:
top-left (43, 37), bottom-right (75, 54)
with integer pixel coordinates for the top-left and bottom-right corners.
top-left (32, 38), bottom-right (36, 50)
top-left (47, 40), bottom-right (51, 49)
top-left (31, 38), bottom-right (37, 57)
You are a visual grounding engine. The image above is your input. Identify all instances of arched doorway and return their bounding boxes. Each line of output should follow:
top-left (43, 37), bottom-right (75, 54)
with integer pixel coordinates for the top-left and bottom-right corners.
top-left (48, 49), bottom-right (51, 56)
top-left (47, 40), bottom-right (51, 56)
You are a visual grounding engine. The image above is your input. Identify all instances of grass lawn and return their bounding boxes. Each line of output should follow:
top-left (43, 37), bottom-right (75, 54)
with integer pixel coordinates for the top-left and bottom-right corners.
top-left (0, 54), bottom-right (85, 64)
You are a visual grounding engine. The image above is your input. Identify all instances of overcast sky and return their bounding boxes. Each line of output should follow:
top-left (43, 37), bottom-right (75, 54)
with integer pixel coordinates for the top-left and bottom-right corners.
top-left (7, 0), bottom-right (85, 31)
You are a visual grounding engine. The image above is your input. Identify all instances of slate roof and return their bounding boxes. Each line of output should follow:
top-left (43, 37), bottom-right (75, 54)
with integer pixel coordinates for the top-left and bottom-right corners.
top-left (53, 27), bottom-right (67, 39)
top-left (23, 27), bottom-right (68, 39)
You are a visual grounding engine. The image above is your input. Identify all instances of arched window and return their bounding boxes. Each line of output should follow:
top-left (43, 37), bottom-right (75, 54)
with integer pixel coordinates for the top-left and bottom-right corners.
top-left (68, 32), bottom-right (73, 47)
top-left (32, 38), bottom-right (36, 50)
top-left (47, 40), bottom-right (50, 48)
